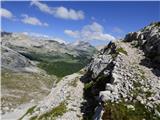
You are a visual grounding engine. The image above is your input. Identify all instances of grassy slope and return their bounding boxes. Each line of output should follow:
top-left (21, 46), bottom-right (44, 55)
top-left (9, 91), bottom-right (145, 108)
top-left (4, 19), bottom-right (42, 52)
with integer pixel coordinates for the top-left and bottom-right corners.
top-left (1, 69), bottom-right (55, 111)
top-left (21, 52), bottom-right (90, 78)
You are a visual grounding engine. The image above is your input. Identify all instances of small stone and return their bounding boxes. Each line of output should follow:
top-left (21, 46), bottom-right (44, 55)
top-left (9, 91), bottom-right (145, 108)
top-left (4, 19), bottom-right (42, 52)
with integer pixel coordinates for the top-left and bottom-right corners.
top-left (127, 105), bottom-right (135, 110)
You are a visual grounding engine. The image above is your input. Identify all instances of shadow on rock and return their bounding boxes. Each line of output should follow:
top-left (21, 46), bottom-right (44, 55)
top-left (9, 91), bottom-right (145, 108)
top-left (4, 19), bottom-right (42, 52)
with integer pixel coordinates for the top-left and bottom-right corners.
top-left (80, 71), bottom-right (99, 120)
top-left (140, 57), bottom-right (160, 77)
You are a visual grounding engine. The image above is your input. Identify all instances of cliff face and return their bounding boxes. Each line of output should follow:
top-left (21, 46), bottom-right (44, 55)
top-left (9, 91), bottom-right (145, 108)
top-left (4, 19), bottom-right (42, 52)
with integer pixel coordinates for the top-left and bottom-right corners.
top-left (84, 22), bottom-right (160, 120)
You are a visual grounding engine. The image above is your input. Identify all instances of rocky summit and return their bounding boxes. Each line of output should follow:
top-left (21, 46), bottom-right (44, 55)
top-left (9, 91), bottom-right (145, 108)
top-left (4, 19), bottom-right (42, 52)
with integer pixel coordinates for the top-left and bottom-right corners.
top-left (17, 22), bottom-right (160, 120)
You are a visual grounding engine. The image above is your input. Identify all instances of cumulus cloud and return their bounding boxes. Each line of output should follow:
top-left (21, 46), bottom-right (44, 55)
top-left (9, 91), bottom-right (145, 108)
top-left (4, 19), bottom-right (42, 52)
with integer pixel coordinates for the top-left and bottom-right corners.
top-left (64, 22), bottom-right (115, 42)
top-left (30, 0), bottom-right (84, 20)
top-left (0, 8), bottom-right (13, 19)
top-left (21, 14), bottom-right (48, 27)
top-left (64, 30), bottom-right (79, 38)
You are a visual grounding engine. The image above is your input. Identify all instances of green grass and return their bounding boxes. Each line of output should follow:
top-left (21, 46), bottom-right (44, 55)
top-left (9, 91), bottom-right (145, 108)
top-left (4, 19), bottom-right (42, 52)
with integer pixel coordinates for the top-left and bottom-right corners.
top-left (38, 61), bottom-right (85, 78)
top-left (116, 47), bottom-right (128, 55)
top-left (102, 101), bottom-right (160, 120)
top-left (19, 106), bottom-right (36, 120)
top-left (84, 81), bottom-right (94, 91)
top-left (37, 102), bottom-right (67, 120)
top-left (111, 47), bottom-right (128, 59)
top-left (138, 68), bottom-right (146, 80)
top-left (21, 52), bottom-right (90, 78)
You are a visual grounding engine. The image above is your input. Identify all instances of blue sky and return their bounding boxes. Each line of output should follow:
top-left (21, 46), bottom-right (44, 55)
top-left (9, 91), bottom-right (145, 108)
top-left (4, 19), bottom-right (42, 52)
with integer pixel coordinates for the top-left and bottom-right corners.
top-left (1, 1), bottom-right (160, 46)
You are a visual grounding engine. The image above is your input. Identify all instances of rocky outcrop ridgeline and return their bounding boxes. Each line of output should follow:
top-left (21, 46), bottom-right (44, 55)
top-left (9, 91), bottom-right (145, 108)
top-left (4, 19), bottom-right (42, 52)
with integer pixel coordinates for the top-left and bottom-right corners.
top-left (124, 22), bottom-right (160, 63)
top-left (84, 22), bottom-right (160, 120)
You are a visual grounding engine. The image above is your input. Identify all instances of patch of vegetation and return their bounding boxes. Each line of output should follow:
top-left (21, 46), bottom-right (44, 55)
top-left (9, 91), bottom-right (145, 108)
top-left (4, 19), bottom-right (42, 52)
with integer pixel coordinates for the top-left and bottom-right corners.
top-left (21, 52), bottom-right (76, 62)
top-left (38, 102), bottom-right (67, 120)
top-left (138, 68), bottom-right (146, 80)
top-left (21, 52), bottom-right (90, 78)
top-left (84, 81), bottom-right (94, 91)
top-left (111, 53), bottom-right (118, 59)
top-left (132, 88), bottom-right (143, 99)
top-left (133, 81), bottom-right (142, 88)
top-left (102, 101), bottom-right (160, 120)
top-left (19, 106), bottom-right (36, 120)
top-left (38, 61), bottom-right (85, 78)
top-left (116, 47), bottom-right (128, 55)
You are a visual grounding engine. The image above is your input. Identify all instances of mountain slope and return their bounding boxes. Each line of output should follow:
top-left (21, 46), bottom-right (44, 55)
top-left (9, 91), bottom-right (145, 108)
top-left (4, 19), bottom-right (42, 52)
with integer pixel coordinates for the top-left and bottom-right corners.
top-left (19, 22), bottom-right (160, 120)
top-left (19, 71), bottom-right (85, 120)
top-left (1, 32), bottom-right (96, 77)
top-left (1, 32), bottom-right (97, 118)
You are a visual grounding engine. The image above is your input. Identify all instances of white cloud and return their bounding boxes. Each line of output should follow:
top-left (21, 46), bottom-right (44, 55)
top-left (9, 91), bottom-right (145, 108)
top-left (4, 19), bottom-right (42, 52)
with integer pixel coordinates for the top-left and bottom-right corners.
top-left (64, 22), bottom-right (115, 42)
top-left (0, 8), bottom-right (13, 19)
top-left (21, 14), bottom-right (48, 27)
top-left (64, 30), bottom-right (79, 38)
top-left (31, 0), bottom-right (84, 20)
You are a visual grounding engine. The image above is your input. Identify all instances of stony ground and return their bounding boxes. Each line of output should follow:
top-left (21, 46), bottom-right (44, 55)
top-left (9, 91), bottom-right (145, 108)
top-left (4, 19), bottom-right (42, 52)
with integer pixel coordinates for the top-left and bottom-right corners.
top-left (21, 71), bottom-right (85, 120)
top-left (92, 41), bottom-right (160, 120)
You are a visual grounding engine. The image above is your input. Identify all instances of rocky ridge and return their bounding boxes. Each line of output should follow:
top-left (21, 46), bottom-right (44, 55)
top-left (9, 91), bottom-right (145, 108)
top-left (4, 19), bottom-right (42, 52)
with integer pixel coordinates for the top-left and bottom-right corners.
top-left (1, 32), bottom-right (96, 59)
top-left (84, 22), bottom-right (160, 120)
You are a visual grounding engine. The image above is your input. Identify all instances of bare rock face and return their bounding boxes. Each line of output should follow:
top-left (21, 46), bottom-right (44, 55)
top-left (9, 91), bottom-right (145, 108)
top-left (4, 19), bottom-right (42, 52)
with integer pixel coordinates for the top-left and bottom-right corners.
top-left (87, 42), bottom-right (116, 79)
top-left (1, 46), bottom-right (37, 72)
top-left (83, 22), bottom-right (160, 120)
top-left (124, 22), bottom-right (160, 63)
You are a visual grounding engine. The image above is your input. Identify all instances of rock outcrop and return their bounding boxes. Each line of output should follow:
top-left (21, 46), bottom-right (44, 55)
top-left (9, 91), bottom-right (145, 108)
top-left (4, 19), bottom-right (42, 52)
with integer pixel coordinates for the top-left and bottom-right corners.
top-left (83, 22), bottom-right (160, 120)
top-left (1, 45), bottom-right (38, 72)
top-left (124, 22), bottom-right (160, 63)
